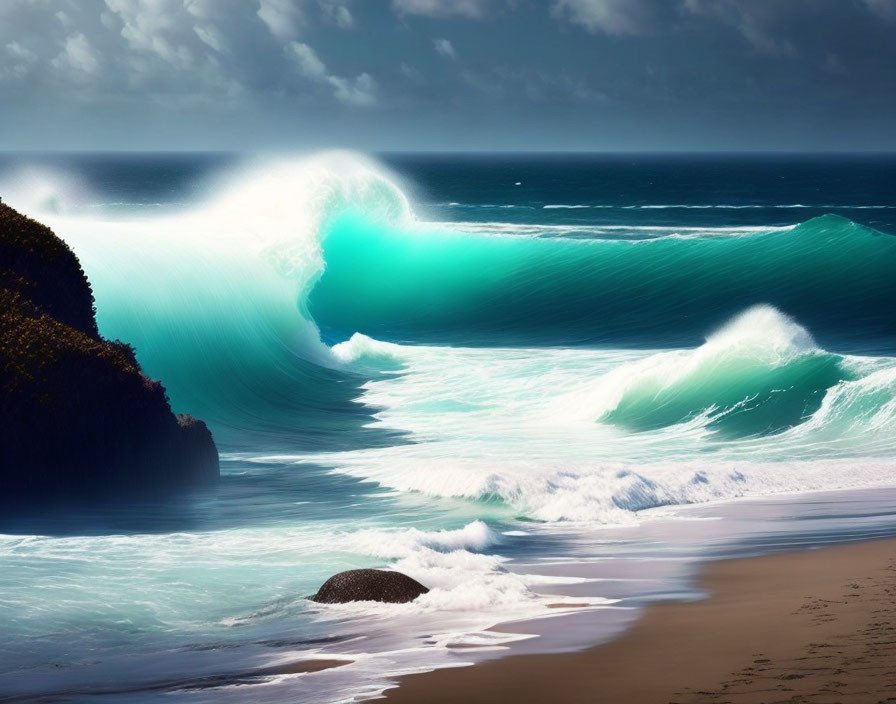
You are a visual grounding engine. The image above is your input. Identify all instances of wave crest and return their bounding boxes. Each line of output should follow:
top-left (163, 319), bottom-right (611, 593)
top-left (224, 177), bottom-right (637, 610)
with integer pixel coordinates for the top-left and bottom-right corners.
top-left (37, 152), bottom-right (414, 439)
top-left (331, 333), bottom-right (407, 370)
top-left (575, 306), bottom-right (848, 436)
top-left (199, 152), bottom-right (412, 287)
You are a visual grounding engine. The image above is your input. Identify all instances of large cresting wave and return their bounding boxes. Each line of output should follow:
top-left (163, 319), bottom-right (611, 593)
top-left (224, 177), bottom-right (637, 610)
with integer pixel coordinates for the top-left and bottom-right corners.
top-left (13, 153), bottom-right (414, 448)
top-left (10, 152), bottom-right (896, 454)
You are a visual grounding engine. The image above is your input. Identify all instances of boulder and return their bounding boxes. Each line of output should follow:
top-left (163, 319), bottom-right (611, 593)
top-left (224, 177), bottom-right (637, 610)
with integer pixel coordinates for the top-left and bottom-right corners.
top-left (311, 569), bottom-right (429, 604)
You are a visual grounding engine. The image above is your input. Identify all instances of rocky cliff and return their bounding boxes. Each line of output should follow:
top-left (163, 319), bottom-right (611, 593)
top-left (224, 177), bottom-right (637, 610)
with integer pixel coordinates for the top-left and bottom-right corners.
top-left (0, 201), bottom-right (218, 507)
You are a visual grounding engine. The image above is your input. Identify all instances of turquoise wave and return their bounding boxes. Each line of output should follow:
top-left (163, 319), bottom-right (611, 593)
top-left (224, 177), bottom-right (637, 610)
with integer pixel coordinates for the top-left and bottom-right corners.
top-left (310, 213), bottom-right (896, 352)
top-left (581, 305), bottom-right (851, 438)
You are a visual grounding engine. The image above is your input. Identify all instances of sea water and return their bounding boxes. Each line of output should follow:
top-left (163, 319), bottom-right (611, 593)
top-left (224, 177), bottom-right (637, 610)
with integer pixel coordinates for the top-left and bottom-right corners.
top-left (1, 151), bottom-right (895, 702)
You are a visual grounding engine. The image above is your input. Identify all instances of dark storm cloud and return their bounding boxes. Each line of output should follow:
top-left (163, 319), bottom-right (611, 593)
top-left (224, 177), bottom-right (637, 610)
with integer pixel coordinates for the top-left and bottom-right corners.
top-left (0, 0), bottom-right (894, 150)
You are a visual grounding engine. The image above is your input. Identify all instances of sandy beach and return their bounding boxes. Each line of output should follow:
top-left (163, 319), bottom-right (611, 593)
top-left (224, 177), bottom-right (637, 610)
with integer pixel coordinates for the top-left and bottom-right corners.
top-left (382, 537), bottom-right (896, 703)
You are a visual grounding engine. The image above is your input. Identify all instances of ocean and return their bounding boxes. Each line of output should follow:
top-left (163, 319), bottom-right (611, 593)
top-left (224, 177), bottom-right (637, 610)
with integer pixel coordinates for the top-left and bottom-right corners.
top-left (1, 151), bottom-right (896, 702)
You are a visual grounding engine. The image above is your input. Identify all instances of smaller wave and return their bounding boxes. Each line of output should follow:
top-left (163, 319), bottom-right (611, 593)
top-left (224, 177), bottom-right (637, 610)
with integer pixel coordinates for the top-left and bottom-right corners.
top-left (298, 451), bottom-right (896, 524)
top-left (331, 333), bottom-right (407, 370)
top-left (786, 365), bottom-right (896, 448)
top-left (569, 305), bottom-right (849, 437)
top-left (287, 331), bottom-right (896, 521)
top-left (325, 521), bottom-right (598, 614)
top-left (349, 520), bottom-right (499, 557)
top-left (542, 204), bottom-right (614, 209)
top-left (446, 220), bottom-right (795, 240)
top-left (288, 312), bottom-right (896, 524)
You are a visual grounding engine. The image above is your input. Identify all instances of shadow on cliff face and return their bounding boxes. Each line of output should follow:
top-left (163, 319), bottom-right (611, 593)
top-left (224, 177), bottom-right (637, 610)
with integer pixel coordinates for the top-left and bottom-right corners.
top-left (0, 201), bottom-right (219, 512)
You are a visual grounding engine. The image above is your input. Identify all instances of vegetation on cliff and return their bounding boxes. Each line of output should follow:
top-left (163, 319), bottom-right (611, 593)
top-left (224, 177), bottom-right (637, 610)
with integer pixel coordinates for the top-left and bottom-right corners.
top-left (0, 201), bottom-right (218, 507)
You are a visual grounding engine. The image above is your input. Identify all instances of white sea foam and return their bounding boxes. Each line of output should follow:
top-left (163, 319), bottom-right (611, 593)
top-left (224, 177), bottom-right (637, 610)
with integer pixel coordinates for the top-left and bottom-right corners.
top-left (301, 451), bottom-right (896, 524)
top-left (330, 520), bottom-right (591, 615)
top-left (330, 333), bottom-right (407, 369)
top-left (284, 306), bottom-right (896, 524)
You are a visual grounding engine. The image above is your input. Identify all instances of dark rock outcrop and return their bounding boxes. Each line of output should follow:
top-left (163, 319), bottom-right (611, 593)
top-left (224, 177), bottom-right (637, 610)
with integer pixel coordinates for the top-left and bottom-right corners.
top-left (0, 203), bottom-right (98, 337)
top-left (311, 569), bottom-right (429, 604)
top-left (0, 201), bottom-right (219, 507)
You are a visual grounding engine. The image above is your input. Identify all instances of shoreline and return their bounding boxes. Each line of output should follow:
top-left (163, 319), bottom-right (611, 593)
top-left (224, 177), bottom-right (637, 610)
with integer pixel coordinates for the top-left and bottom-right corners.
top-left (381, 536), bottom-right (896, 703)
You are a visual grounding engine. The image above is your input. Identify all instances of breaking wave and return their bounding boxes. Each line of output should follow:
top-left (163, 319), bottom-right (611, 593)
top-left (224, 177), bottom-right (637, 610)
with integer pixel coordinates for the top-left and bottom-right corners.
top-left (9, 152), bottom-right (896, 516)
top-left (576, 306), bottom-right (849, 437)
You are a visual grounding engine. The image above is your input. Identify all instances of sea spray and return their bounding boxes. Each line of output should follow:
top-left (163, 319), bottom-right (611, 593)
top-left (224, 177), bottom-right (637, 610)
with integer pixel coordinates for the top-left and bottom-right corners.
top-left (29, 153), bottom-right (414, 446)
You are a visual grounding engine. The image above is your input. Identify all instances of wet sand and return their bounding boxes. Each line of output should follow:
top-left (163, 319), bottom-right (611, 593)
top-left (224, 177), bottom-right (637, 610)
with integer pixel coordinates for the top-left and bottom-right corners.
top-left (382, 537), bottom-right (896, 703)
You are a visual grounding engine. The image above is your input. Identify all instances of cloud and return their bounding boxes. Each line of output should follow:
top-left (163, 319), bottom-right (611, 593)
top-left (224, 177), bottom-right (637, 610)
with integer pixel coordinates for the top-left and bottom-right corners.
top-left (400, 61), bottom-right (424, 82)
top-left (6, 41), bottom-right (35, 62)
top-left (320, 2), bottom-right (354, 29)
top-left (433, 38), bottom-right (456, 59)
top-left (0, 0), bottom-right (377, 110)
top-left (550, 0), bottom-right (870, 57)
top-left (257, 0), bottom-right (304, 39)
top-left (104, 0), bottom-right (201, 70)
top-left (4, 39), bottom-right (36, 81)
top-left (328, 72), bottom-right (376, 105)
top-left (392, 0), bottom-right (492, 19)
top-left (193, 25), bottom-right (226, 53)
top-left (53, 33), bottom-right (101, 75)
top-left (0, 0), bottom-right (894, 150)
top-left (288, 40), bottom-right (327, 78)
top-left (550, 0), bottom-right (856, 57)
top-left (551, 0), bottom-right (662, 36)
top-left (287, 40), bottom-right (377, 105)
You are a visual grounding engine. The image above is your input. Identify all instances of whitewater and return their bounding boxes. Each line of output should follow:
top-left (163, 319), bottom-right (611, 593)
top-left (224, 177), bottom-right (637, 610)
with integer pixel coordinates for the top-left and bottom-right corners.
top-left (1, 151), bottom-right (895, 702)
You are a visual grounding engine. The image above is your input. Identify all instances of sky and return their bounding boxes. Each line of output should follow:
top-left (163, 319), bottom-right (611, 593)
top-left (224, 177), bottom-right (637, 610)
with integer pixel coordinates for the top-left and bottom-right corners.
top-left (1, 0), bottom-right (895, 151)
